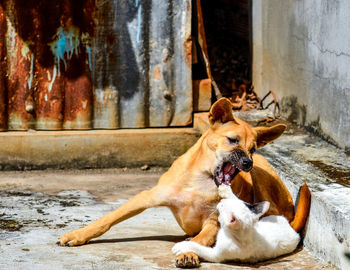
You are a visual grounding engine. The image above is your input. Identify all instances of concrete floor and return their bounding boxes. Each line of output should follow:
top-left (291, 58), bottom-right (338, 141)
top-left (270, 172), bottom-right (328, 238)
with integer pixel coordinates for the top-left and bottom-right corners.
top-left (0, 168), bottom-right (336, 270)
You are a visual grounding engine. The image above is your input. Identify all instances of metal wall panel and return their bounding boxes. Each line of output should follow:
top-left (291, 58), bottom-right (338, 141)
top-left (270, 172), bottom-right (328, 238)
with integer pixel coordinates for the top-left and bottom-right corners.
top-left (0, 4), bottom-right (7, 130)
top-left (0, 0), bottom-right (192, 130)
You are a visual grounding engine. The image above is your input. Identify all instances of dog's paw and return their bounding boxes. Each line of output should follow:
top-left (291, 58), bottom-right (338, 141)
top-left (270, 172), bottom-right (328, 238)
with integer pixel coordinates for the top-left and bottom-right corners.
top-left (218, 184), bottom-right (233, 198)
top-left (56, 229), bottom-right (90, 247)
top-left (172, 241), bottom-right (194, 256)
top-left (175, 252), bottom-right (200, 268)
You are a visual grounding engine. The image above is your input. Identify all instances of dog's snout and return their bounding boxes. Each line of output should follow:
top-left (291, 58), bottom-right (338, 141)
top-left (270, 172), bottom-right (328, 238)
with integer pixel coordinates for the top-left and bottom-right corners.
top-left (241, 157), bottom-right (253, 172)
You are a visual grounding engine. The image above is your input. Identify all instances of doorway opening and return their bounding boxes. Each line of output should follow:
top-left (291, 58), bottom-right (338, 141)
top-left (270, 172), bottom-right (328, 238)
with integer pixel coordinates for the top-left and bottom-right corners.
top-left (193, 0), bottom-right (251, 98)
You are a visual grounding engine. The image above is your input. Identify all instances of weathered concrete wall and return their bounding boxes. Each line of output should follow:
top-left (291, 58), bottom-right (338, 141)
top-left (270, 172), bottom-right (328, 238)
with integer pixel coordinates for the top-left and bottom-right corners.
top-left (252, 0), bottom-right (350, 149)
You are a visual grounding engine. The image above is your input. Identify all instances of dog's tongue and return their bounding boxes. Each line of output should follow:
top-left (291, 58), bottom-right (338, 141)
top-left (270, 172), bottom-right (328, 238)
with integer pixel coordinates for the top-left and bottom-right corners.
top-left (224, 163), bottom-right (235, 174)
top-left (223, 163), bottom-right (235, 185)
top-left (223, 163), bottom-right (232, 174)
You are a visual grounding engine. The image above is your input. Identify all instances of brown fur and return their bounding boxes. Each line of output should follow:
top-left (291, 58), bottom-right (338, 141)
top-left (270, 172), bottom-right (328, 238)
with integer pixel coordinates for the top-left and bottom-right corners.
top-left (58, 98), bottom-right (311, 268)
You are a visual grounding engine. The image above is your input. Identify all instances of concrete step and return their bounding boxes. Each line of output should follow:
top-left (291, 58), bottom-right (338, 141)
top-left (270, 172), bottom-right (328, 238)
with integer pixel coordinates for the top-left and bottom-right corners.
top-left (0, 128), bottom-right (200, 170)
top-left (194, 111), bottom-right (350, 269)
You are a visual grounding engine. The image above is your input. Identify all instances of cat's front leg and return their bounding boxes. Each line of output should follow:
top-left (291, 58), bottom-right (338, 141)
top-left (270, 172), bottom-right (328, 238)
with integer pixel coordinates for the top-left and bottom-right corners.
top-left (218, 184), bottom-right (234, 199)
top-left (173, 240), bottom-right (222, 263)
top-left (172, 241), bottom-right (198, 256)
top-left (175, 211), bottom-right (220, 267)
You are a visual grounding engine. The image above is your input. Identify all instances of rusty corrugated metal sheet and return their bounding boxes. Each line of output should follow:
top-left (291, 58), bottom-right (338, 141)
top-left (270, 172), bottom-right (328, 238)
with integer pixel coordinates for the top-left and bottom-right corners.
top-left (0, 3), bottom-right (7, 130)
top-left (5, 0), bottom-right (35, 130)
top-left (0, 0), bottom-right (192, 130)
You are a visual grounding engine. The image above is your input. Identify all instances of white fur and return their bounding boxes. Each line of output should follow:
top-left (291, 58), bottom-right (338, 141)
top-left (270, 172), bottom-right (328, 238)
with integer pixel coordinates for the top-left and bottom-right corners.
top-left (172, 185), bottom-right (300, 263)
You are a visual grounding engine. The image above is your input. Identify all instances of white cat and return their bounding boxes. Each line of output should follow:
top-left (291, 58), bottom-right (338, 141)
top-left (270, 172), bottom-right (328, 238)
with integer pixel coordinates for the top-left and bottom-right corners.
top-left (172, 185), bottom-right (300, 263)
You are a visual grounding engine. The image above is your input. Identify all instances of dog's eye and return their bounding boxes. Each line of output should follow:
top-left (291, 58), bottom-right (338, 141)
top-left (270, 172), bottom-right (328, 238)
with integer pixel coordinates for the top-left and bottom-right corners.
top-left (227, 137), bottom-right (239, 145)
top-left (250, 147), bottom-right (256, 154)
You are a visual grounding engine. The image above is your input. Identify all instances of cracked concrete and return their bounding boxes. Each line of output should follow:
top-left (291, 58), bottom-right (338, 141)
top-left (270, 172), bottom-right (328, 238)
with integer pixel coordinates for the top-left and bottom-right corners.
top-left (0, 168), bottom-right (336, 270)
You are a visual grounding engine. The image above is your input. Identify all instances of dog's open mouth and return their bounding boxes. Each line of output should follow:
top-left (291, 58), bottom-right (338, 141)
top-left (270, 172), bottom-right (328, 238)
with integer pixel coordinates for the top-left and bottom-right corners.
top-left (214, 162), bottom-right (240, 186)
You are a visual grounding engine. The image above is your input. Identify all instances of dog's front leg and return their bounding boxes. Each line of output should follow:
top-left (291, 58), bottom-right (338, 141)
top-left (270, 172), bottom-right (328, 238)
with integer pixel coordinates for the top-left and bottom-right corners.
top-left (175, 211), bottom-right (219, 268)
top-left (58, 185), bottom-right (169, 246)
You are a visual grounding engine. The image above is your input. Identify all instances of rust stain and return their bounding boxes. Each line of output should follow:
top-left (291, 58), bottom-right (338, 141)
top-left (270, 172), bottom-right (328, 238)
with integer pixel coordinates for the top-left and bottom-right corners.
top-left (6, 34), bottom-right (35, 130)
top-left (0, 4), bottom-right (7, 131)
top-left (63, 0), bottom-right (94, 130)
top-left (153, 66), bottom-right (161, 81)
top-left (61, 0), bottom-right (93, 130)
top-left (4, 0), bottom-right (95, 130)
top-left (34, 64), bottom-right (64, 130)
top-left (5, 1), bottom-right (35, 130)
top-left (183, 37), bottom-right (192, 68)
top-left (63, 73), bottom-right (92, 129)
top-left (93, 87), bottom-right (119, 129)
top-left (32, 5), bottom-right (64, 130)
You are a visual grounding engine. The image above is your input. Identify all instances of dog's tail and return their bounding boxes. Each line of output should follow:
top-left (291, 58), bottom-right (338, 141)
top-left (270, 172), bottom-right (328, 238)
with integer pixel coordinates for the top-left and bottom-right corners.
top-left (290, 183), bottom-right (311, 233)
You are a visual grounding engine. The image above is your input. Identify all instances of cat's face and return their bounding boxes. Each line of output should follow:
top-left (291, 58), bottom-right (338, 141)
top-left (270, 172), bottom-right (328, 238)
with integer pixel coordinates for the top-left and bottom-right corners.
top-left (217, 197), bottom-right (270, 230)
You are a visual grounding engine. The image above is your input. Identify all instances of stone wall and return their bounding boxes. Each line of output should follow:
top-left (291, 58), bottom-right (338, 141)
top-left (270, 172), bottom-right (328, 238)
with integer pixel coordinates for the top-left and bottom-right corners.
top-left (252, 0), bottom-right (350, 150)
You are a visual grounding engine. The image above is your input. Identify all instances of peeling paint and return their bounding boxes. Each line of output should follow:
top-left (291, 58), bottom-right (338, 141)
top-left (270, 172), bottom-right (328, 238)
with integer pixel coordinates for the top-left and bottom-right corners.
top-left (20, 42), bottom-right (34, 89)
top-left (48, 66), bottom-right (57, 92)
top-left (183, 38), bottom-right (192, 68)
top-left (20, 42), bottom-right (31, 59)
top-left (82, 100), bottom-right (88, 109)
top-left (28, 53), bottom-right (34, 90)
top-left (81, 32), bottom-right (92, 71)
top-left (49, 26), bottom-right (80, 75)
top-left (135, 0), bottom-right (142, 43)
top-left (153, 66), bottom-right (161, 81)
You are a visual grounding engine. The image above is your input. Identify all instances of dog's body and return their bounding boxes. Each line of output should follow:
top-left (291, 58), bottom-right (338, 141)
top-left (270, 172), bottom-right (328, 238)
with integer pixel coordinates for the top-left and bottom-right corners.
top-left (58, 98), bottom-right (311, 268)
top-left (172, 185), bottom-right (300, 263)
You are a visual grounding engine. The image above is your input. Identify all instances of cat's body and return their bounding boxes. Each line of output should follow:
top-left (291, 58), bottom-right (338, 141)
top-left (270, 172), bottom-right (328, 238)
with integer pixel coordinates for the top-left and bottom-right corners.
top-left (172, 185), bottom-right (300, 263)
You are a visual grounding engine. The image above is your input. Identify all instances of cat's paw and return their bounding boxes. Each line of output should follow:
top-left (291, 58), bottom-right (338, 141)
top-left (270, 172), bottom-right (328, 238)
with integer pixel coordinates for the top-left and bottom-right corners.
top-left (172, 241), bottom-right (194, 256)
top-left (175, 252), bottom-right (200, 268)
top-left (218, 184), bottom-right (233, 198)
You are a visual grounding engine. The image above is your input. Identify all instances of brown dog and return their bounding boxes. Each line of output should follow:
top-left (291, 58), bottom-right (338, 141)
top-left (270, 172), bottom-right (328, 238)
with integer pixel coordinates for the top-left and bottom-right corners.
top-left (58, 98), bottom-right (311, 268)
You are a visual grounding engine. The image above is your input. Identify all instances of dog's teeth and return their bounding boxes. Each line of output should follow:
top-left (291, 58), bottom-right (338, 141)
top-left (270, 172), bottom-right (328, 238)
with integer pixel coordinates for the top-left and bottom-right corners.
top-left (224, 173), bottom-right (231, 182)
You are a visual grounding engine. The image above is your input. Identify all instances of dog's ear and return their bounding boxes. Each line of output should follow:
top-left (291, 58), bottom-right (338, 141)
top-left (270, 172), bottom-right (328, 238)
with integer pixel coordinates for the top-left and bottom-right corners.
top-left (208, 98), bottom-right (238, 125)
top-left (255, 124), bottom-right (287, 148)
top-left (246, 201), bottom-right (270, 219)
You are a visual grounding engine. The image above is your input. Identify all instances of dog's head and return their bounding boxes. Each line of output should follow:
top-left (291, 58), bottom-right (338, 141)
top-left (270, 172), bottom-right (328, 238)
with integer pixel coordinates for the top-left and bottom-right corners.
top-left (217, 195), bottom-right (270, 230)
top-left (207, 98), bottom-right (286, 186)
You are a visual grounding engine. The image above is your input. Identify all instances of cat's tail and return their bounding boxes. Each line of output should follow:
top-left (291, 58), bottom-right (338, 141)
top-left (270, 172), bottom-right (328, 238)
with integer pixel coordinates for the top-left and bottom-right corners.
top-left (290, 183), bottom-right (311, 233)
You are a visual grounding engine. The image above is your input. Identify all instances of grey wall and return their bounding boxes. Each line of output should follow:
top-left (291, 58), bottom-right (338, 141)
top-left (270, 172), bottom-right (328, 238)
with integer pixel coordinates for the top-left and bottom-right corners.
top-left (252, 0), bottom-right (350, 149)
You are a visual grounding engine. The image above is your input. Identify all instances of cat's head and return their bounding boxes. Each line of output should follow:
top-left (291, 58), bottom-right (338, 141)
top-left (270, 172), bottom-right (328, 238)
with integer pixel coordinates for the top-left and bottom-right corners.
top-left (217, 196), bottom-right (270, 230)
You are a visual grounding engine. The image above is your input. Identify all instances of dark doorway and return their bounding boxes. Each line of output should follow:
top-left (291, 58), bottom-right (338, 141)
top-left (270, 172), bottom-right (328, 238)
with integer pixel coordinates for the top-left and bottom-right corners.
top-left (198, 0), bottom-right (251, 97)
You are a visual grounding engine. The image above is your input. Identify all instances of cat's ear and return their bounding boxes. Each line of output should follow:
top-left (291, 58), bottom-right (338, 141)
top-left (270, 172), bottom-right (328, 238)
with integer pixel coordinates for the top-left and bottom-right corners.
top-left (245, 201), bottom-right (270, 219)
